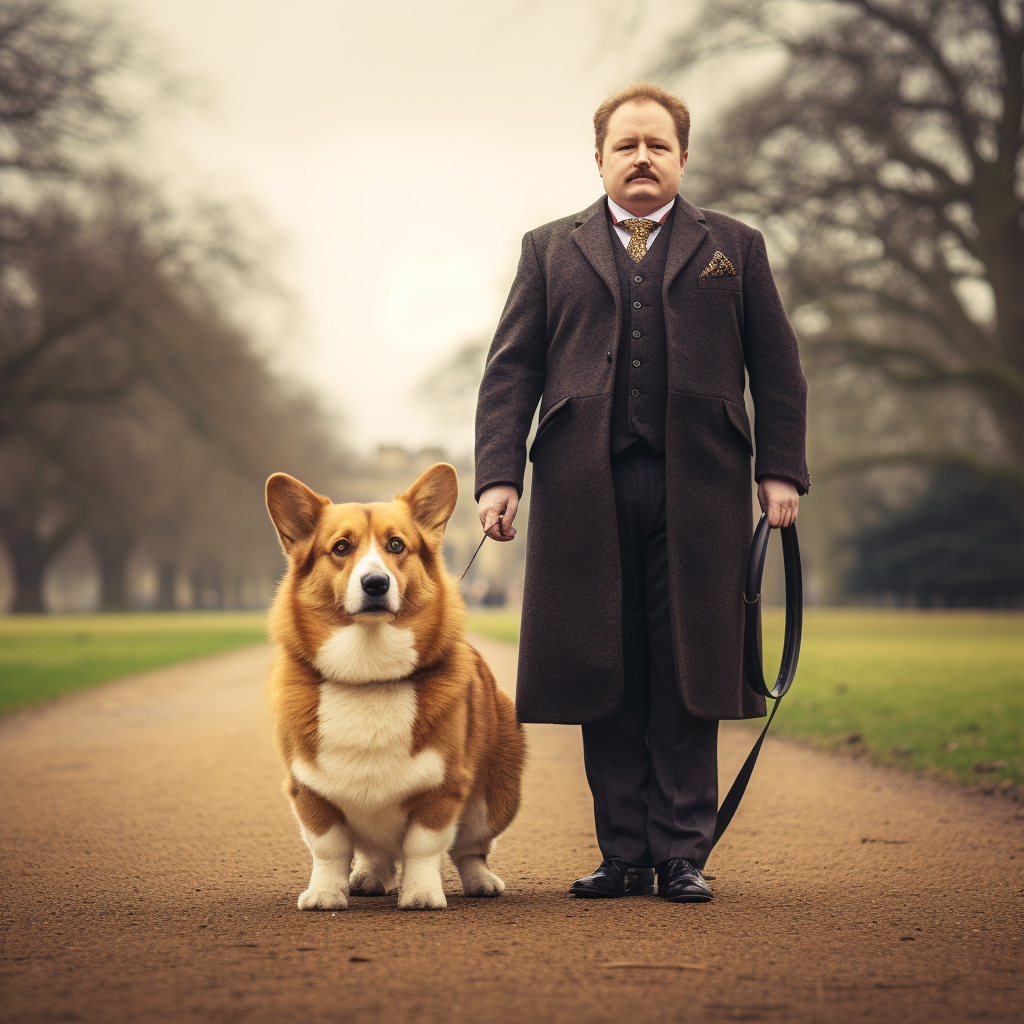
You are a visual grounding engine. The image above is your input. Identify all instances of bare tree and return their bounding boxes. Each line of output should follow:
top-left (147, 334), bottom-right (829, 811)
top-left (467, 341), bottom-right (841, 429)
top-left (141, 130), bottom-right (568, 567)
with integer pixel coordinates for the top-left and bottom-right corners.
top-left (0, 437), bottom-right (83, 611)
top-left (0, 3), bottom-right (349, 611)
top-left (414, 338), bottom-right (488, 434)
top-left (0, 0), bottom-right (156, 183)
top-left (0, 181), bottom-right (347, 610)
top-left (660, 0), bottom-right (1024, 490)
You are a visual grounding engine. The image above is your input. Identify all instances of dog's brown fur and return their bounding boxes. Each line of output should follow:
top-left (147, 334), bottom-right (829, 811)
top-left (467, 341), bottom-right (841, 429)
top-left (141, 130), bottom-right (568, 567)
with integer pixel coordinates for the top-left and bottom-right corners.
top-left (265, 462), bottom-right (525, 910)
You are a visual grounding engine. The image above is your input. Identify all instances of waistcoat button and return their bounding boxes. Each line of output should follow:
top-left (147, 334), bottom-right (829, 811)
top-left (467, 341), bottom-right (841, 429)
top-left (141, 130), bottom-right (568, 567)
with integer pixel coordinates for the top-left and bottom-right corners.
top-left (630, 388), bottom-right (640, 397)
top-left (634, 275), bottom-right (642, 283)
top-left (633, 300), bottom-right (641, 309)
top-left (632, 359), bottom-right (641, 367)
top-left (632, 330), bottom-right (641, 338)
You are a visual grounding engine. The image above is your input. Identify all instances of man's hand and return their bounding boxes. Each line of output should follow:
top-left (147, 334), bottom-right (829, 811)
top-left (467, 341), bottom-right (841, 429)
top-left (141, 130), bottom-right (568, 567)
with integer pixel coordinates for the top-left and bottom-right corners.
top-left (478, 485), bottom-right (519, 542)
top-left (757, 476), bottom-right (800, 528)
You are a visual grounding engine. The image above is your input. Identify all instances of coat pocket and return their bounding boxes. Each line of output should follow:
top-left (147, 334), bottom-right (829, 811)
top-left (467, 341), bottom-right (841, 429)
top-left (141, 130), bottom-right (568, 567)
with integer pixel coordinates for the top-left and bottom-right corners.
top-left (697, 276), bottom-right (742, 291)
top-left (722, 399), bottom-right (753, 455)
top-left (528, 396), bottom-right (570, 463)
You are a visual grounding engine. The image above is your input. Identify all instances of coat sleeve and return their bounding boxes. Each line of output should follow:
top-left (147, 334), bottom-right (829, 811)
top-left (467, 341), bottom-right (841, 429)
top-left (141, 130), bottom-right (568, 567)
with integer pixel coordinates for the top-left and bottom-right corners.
top-left (741, 229), bottom-right (810, 494)
top-left (474, 231), bottom-right (548, 502)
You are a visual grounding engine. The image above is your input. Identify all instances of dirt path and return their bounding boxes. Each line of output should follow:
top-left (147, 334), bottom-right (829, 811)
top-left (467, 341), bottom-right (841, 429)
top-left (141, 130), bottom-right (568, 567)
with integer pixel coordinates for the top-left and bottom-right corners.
top-left (1, 637), bottom-right (1021, 1024)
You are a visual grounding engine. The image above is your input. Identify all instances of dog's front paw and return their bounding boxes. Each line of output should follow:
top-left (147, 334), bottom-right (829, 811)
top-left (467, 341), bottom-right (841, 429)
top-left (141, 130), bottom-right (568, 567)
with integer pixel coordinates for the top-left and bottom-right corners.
top-left (463, 869), bottom-right (505, 897)
top-left (297, 885), bottom-right (348, 911)
top-left (398, 883), bottom-right (447, 910)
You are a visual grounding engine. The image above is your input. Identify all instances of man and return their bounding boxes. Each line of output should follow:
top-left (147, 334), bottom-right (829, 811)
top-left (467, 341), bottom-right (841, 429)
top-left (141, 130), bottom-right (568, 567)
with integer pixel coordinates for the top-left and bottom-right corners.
top-left (474, 83), bottom-right (808, 903)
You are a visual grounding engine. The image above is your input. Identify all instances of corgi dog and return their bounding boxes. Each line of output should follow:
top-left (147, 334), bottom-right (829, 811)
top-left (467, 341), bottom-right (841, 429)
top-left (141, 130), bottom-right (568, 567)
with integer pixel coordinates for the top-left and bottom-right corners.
top-left (264, 463), bottom-right (525, 911)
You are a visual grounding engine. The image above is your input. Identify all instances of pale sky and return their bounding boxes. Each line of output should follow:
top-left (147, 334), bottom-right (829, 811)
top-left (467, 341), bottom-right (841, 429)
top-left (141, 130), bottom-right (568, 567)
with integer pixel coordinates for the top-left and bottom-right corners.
top-left (89, 0), bottom-right (757, 458)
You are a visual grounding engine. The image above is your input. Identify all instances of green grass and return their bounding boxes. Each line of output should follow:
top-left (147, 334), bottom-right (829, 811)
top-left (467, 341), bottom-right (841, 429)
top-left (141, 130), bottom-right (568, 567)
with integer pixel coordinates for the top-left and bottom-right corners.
top-left (0, 612), bottom-right (268, 713)
top-left (467, 607), bottom-right (1024, 792)
top-left (4, 608), bottom-right (1020, 793)
top-left (466, 608), bottom-right (523, 645)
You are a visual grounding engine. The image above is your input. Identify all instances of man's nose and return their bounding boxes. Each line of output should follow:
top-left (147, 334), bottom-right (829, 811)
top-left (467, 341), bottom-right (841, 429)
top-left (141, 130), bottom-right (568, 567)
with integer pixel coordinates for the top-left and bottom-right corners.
top-left (635, 141), bottom-right (651, 164)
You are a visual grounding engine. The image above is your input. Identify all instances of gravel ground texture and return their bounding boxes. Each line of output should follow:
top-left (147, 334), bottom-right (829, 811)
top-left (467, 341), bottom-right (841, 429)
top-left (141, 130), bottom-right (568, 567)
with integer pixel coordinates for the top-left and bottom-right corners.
top-left (1, 636), bottom-right (1021, 1024)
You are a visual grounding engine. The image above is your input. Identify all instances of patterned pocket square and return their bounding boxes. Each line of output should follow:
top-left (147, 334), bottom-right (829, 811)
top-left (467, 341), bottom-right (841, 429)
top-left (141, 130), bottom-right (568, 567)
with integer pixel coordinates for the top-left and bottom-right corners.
top-left (700, 251), bottom-right (737, 277)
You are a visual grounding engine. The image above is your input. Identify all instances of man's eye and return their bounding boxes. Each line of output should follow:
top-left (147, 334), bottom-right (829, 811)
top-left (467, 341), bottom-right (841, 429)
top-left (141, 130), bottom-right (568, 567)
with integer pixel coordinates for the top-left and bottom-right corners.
top-left (332, 539), bottom-right (351, 556)
top-left (387, 537), bottom-right (405, 554)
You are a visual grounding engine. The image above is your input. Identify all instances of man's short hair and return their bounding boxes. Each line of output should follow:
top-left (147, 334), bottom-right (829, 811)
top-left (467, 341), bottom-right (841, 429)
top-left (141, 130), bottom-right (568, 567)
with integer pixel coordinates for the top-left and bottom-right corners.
top-left (593, 82), bottom-right (691, 156)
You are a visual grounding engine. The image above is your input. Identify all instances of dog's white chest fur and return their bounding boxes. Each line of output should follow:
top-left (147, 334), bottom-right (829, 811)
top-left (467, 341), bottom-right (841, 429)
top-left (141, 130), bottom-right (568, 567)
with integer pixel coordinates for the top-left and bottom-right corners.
top-left (313, 622), bottom-right (418, 684)
top-left (291, 679), bottom-right (445, 850)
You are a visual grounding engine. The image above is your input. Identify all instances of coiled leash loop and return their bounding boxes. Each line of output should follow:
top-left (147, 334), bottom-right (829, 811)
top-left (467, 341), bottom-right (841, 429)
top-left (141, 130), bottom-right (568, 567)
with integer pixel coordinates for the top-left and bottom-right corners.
top-left (461, 510), bottom-right (801, 856)
top-left (710, 513), bottom-right (803, 852)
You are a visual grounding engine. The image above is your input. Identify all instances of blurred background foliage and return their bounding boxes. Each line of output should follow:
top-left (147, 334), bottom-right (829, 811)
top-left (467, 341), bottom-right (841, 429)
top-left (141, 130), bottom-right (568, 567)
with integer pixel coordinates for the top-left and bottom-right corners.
top-left (0, 0), bottom-right (1021, 615)
top-left (657, 0), bottom-right (1024, 604)
top-left (0, 0), bottom-right (348, 613)
top-left (0, 0), bottom-right (1019, 792)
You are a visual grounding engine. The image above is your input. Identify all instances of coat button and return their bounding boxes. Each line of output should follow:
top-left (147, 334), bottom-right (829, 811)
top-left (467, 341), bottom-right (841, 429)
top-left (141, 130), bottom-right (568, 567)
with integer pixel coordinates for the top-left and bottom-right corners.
top-left (630, 388), bottom-right (640, 397)
top-left (634, 275), bottom-right (642, 283)
top-left (632, 329), bottom-right (641, 338)
top-left (632, 359), bottom-right (640, 367)
top-left (633, 300), bottom-right (641, 309)
top-left (606, 351), bottom-right (612, 363)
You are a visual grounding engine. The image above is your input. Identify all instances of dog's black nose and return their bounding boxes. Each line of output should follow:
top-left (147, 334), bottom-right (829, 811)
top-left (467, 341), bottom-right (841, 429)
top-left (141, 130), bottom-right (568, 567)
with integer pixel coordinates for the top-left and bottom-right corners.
top-left (361, 573), bottom-right (390, 597)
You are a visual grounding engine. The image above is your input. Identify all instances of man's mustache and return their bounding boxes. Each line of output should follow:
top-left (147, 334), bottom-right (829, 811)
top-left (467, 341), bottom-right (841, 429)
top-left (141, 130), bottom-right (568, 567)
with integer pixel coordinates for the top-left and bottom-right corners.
top-left (627, 168), bottom-right (657, 181)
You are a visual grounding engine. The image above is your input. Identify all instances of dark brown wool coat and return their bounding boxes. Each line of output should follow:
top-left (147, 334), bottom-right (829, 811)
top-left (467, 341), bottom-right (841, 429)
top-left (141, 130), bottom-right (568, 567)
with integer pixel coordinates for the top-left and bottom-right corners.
top-left (474, 194), bottom-right (809, 725)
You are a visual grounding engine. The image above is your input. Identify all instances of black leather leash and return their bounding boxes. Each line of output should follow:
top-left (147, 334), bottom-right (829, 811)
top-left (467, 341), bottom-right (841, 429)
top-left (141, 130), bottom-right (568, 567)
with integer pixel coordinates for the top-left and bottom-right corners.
top-left (709, 513), bottom-right (803, 852)
top-left (460, 510), bottom-right (803, 854)
top-left (459, 515), bottom-right (503, 582)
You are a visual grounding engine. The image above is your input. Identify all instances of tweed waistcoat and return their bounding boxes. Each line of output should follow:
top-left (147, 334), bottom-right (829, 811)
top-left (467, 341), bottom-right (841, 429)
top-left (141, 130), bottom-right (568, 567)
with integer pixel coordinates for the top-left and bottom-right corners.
top-left (608, 204), bottom-right (675, 455)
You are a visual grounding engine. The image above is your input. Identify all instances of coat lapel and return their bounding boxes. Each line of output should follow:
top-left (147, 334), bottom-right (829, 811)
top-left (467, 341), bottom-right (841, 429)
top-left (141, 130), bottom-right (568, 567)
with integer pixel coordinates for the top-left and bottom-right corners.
top-left (570, 197), bottom-right (620, 306)
top-left (571, 193), bottom-right (709, 298)
top-left (664, 195), bottom-right (709, 292)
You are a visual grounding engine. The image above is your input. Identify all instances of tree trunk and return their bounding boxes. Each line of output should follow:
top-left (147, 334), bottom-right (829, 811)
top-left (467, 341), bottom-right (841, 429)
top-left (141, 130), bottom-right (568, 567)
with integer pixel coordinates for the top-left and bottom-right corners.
top-left (156, 563), bottom-right (177, 610)
top-left (10, 545), bottom-right (47, 612)
top-left (3, 519), bottom-right (81, 613)
top-left (93, 531), bottom-right (134, 611)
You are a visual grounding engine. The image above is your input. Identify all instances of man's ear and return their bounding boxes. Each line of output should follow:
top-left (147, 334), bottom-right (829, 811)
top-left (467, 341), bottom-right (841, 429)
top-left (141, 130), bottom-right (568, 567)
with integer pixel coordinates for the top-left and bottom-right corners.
top-left (266, 473), bottom-right (329, 555)
top-left (398, 463), bottom-right (458, 540)
top-left (595, 149), bottom-right (603, 174)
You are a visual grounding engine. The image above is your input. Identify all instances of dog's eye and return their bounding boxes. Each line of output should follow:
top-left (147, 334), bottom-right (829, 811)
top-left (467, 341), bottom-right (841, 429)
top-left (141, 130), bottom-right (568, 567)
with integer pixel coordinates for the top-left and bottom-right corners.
top-left (386, 537), bottom-right (405, 554)
top-left (332, 539), bottom-right (351, 556)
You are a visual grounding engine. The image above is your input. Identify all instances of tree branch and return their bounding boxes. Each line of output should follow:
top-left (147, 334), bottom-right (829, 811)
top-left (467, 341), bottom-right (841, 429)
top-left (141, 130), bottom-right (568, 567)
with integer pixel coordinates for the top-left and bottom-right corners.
top-left (814, 338), bottom-right (1024, 398)
top-left (0, 294), bottom-right (121, 382)
top-left (833, 0), bottom-right (984, 152)
top-left (817, 449), bottom-right (1024, 492)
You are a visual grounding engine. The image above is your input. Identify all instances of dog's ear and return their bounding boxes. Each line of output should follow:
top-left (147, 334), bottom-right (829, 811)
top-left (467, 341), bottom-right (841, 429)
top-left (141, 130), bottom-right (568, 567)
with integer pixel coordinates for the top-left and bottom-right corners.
top-left (266, 474), bottom-right (329, 555)
top-left (398, 463), bottom-right (458, 540)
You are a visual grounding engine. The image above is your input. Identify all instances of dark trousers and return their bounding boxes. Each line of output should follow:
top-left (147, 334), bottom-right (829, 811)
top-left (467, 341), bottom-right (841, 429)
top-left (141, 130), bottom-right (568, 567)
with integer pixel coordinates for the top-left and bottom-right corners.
top-left (581, 439), bottom-right (719, 869)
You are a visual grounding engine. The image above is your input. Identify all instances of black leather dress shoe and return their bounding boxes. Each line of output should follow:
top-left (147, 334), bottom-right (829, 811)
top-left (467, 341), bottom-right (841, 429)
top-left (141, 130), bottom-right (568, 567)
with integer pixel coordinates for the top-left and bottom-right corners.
top-left (656, 857), bottom-right (713, 903)
top-left (570, 858), bottom-right (655, 898)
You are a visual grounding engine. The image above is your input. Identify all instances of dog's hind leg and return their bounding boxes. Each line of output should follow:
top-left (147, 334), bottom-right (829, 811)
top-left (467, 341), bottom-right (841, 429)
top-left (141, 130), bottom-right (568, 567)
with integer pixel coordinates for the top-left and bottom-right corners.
top-left (349, 850), bottom-right (397, 896)
top-left (450, 796), bottom-right (505, 897)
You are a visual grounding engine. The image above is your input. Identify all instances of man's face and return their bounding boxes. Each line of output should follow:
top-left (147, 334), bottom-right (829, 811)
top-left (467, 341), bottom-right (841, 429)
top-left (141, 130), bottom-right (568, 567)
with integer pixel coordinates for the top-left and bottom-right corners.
top-left (596, 100), bottom-right (688, 217)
